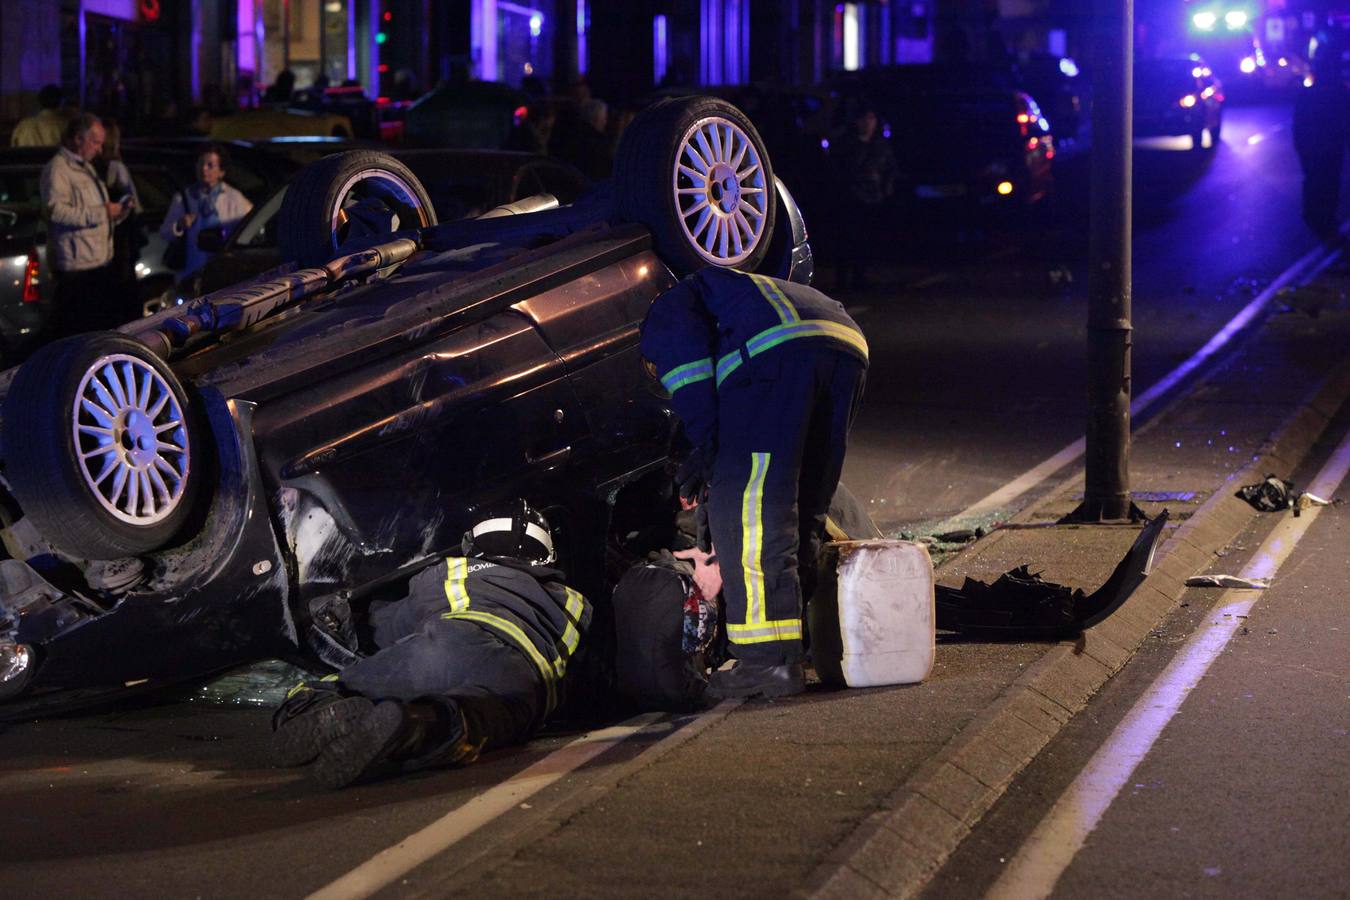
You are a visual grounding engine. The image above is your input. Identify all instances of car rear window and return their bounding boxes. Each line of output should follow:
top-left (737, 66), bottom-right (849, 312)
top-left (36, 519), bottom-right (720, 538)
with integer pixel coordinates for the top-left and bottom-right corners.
top-left (1135, 62), bottom-right (1195, 96)
top-left (0, 167), bottom-right (43, 210)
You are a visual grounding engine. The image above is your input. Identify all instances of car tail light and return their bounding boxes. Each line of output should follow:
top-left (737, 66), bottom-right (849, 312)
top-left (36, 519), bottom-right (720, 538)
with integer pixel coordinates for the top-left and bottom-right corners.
top-left (21, 248), bottom-right (40, 303)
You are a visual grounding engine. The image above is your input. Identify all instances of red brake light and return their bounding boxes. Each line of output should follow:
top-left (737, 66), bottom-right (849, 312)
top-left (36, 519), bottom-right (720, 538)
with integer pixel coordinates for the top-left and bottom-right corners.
top-left (21, 249), bottom-right (40, 303)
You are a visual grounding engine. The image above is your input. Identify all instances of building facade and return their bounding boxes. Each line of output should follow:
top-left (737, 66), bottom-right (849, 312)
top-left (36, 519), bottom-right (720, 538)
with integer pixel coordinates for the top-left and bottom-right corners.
top-left (2, 0), bottom-right (942, 128)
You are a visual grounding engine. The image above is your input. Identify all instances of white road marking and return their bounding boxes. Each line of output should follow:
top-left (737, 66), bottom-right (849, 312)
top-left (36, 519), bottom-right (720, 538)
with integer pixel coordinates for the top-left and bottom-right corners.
top-left (912, 273), bottom-right (950, 289)
top-left (306, 714), bottom-right (663, 900)
top-left (308, 702), bottom-right (743, 899)
top-left (986, 424), bottom-right (1350, 900)
top-left (955, 240), bottom-right (1344, 520)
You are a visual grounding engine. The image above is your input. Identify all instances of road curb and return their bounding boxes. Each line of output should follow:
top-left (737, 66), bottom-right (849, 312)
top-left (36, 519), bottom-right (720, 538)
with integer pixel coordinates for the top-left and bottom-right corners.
top-left (802, 351), bottom-right (1350, 899)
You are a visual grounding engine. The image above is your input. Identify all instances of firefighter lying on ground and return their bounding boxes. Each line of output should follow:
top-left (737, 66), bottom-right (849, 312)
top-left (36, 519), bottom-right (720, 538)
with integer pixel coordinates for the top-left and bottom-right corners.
top-left (271, 501), bottom-right (590, 789)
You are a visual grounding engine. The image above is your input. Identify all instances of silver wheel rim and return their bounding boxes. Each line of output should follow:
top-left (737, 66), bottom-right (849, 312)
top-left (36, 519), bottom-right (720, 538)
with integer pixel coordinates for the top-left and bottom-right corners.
top-left (673, 116), bottom-right (769, 266)
top-left (72, 354), bottom-right (190, 527)
top-left (328, 168), bottom-right (430, 255)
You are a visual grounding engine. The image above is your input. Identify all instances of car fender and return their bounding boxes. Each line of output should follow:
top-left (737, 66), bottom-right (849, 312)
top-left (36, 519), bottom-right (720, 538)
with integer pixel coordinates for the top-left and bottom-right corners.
top-left (9, 390), bottom-right (293, 697)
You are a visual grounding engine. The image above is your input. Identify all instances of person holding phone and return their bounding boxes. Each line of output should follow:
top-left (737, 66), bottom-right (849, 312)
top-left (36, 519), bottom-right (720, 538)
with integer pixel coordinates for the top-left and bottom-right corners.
top-left (40, 113), bottom-right (128, 336)
top-left (159, 143), bottom-right (252, 277)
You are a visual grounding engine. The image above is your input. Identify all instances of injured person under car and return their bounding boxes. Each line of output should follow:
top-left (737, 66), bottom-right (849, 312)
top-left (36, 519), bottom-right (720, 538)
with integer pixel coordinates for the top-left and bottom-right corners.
top-left (270, 500), bottom-right (590, 789)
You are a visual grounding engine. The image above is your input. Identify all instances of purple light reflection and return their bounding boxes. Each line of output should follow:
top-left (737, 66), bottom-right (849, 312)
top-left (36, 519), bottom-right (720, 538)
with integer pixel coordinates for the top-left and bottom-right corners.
top-left (577, 0), bottom-right (588, 73)
top-left (237, 0), bottom-right (256, 75)
top-left (653, 15), bottom-right (668, 85)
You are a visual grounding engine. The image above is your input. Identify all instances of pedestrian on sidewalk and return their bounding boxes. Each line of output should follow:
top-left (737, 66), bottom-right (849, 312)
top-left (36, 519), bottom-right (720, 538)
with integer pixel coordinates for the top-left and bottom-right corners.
top-left (94, 118), bottom-right (143, 324)
top-left (10, 84), bottom-right (68, 147)
top-left (158, 143), bottom-right (252, 278)
top-left (826, 101), bottom-right (896, 290)
top-left (40, 113), bottom-right (128, 336)
top-left (271, 501), bottom-right (591, 788)
top-left (640, 269), bottom-right (867, 700)
top-left (1292, 50), bottom-right (1350, 241)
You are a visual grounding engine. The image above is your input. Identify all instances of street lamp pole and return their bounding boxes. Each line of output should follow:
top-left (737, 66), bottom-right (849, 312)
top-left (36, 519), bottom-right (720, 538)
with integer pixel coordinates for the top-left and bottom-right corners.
top-left (1070, 0), bottom-right (1141, 523)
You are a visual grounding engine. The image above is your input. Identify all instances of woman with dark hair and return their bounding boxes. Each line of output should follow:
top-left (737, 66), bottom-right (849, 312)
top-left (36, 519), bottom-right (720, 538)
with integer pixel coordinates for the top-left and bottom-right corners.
top-left (159, 142), bottom-right (252, 276)
top-left (95, 118), bottom-right (143, 320)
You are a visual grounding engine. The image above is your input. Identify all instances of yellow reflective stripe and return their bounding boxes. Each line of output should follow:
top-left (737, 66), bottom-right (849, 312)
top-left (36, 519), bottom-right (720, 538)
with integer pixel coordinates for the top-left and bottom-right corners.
top-left (286, 672), bottom-right (338, 699)
top-left (740, 452), bottom-right (770, 629)
top-left (714, 319), bottom-right (869, 386)
top-left (443, 557), bottom-right (470, 612)
top-left (443, 609), bottom-right (558, 712)
top-left (728, 619), bottom-right (803, 644)
top-left (560, 587), bottom-right (585, 658)
top-left (748, 272), bottom-right (799, 323)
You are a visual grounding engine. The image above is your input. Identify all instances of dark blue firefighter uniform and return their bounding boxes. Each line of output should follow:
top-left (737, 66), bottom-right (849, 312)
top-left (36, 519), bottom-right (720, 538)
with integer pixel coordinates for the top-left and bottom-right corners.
top-left (292, 557), bottom-right (590, 766)
top-left (640, 268), bottom-right (867, 665)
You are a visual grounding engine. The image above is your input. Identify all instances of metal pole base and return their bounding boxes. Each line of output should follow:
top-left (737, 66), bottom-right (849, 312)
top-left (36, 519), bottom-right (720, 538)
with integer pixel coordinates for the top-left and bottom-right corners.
top-left (1061, 499), bottom-right (1148, 524)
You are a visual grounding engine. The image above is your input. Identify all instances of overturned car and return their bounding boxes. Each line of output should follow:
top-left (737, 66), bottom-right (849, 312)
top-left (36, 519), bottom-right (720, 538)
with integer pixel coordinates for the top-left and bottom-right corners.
top-left (0, 97), bottom-right (814, 717)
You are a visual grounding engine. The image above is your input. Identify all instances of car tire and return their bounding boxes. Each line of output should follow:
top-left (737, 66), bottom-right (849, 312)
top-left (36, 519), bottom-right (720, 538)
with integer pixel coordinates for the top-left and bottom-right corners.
top-left (278, 151), bottom-right (437, 268)
top-left (2, 332), bottom-right (201, 560)
top-left (1190, 128), bottom-right (1206, 151)
top-left (613, 96), bottom-right (777, 276)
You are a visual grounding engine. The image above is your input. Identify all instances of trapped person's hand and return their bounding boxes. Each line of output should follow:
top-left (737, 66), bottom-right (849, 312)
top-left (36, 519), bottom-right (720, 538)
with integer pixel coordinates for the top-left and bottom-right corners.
top-left (674, 545), bottom-right (722, 600)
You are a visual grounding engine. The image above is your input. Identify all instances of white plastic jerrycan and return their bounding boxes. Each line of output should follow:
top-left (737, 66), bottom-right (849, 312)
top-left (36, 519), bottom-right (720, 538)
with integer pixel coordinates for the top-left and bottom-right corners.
top-left (809, 540), bottom-right (935, 688)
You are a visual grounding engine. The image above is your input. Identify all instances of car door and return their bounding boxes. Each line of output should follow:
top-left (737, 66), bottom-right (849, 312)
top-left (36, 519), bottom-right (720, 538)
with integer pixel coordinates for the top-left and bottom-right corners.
top-left (250, 308), bottom-right (591, 600)
top-left (508, 242), bottom-right (678, 488)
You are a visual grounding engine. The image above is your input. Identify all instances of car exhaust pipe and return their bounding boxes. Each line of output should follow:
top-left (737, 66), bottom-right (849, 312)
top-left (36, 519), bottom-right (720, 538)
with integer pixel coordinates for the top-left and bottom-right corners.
top-left (124, 235), bottom-right (423, 360)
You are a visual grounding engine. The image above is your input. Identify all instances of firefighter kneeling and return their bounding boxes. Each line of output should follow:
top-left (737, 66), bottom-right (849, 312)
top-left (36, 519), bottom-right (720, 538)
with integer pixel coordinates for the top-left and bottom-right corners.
top-left (271, 501), bottom-right (589, 789)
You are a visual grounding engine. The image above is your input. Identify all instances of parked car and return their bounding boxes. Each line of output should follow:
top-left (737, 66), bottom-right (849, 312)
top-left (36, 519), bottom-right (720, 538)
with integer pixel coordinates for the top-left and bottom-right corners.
top-left (0, 96), bottom-right (813, 717)
top-left (1133, 56), bottom-right (1225, 150)
top-left (0, 204), bottom-right (51, 367)
top-left (0, 142), bottom-right (301, 330)
top-left (831, 65), bottom-right (1056, 218)
top-left (288, 85), bottom-right (414, 143)
top-left (161, 149), bottom-right (592, 304)
top-left (208, 107), bottom-right (356, 140)
top-left (1013, 53), bottom-right (1087, 143)
top-left (403, 81), bottom-right (533, 150)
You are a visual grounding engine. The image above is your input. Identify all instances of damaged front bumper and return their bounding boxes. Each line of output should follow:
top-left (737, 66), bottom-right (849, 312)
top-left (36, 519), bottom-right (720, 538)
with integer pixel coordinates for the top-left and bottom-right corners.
top-left (936, 510), bottom-right (1170, 639)
top-left (0, 393), bottom-right (293, 719)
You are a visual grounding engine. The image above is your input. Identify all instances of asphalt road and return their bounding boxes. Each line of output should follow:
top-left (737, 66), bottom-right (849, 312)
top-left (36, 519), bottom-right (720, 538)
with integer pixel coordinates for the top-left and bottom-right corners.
top-left (841, 102), bottom-right (1325, 531)
top-left (2, 99), bottom-right (1346, 898)
top-left (924, 405), bottom-right (1350, 900)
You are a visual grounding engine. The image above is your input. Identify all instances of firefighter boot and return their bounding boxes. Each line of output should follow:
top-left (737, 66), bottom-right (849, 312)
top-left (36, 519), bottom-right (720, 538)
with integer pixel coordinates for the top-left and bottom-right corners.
top-left (307, 698), bottom-right (413, 789)
top-left (706, 661), bottom-right (805, 700)
top-left (310, 699), bottom-right (477, 788)
top-left (271, 682), bottom-right (349, 768)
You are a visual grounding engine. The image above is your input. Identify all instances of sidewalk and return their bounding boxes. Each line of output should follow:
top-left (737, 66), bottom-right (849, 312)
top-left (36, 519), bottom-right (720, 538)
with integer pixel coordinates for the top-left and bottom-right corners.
top-left (801, 252), bottom-right (1350, 897)
top-left (448, 253), bottom-right (1350, 898)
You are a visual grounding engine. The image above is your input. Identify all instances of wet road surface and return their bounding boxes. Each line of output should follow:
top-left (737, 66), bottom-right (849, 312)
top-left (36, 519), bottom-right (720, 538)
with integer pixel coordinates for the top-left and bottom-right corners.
top-left (842, 102), bottom-right (1323, 531)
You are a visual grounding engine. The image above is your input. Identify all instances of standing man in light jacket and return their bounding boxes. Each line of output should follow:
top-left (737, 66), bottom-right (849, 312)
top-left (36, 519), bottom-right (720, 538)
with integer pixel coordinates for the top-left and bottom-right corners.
top-left (40, 113), bottom-right (129, 336)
